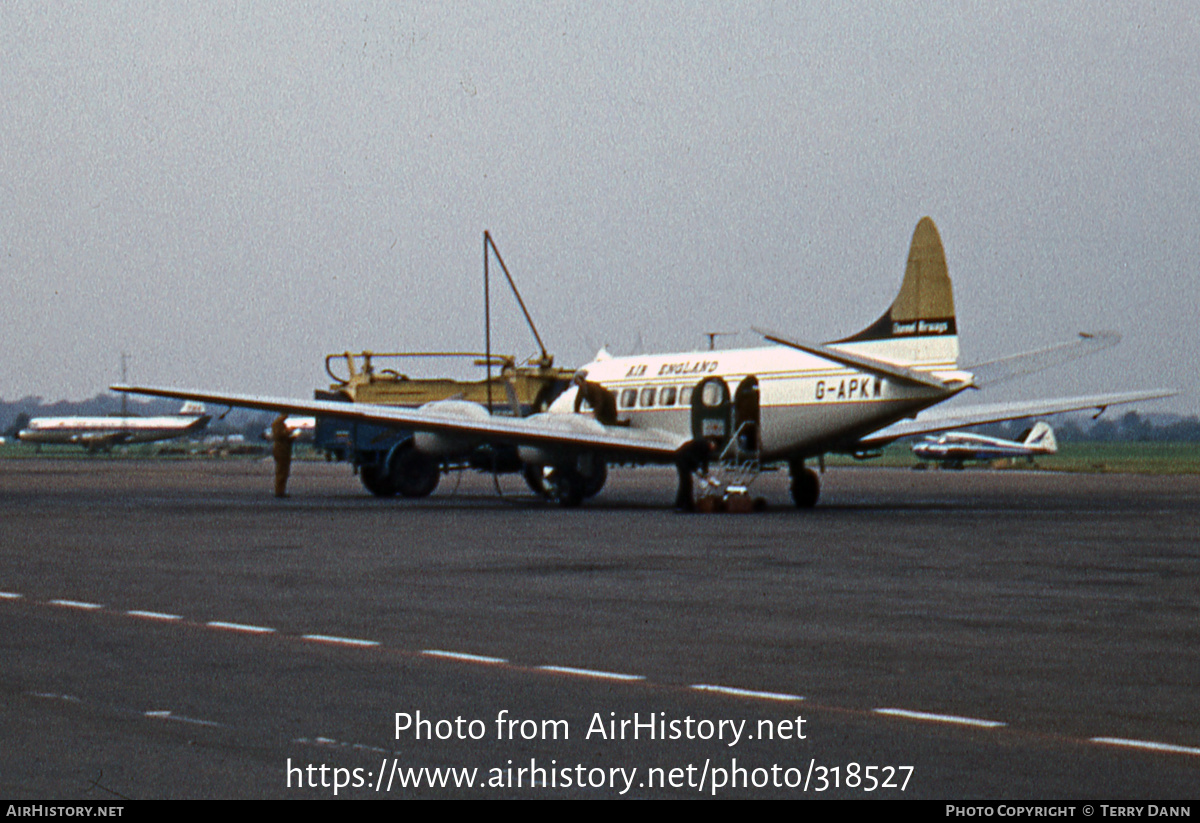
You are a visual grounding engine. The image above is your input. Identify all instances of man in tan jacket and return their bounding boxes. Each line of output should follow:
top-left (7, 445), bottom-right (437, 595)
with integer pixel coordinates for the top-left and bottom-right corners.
top-left (271, 413), bottom-right (293, 498)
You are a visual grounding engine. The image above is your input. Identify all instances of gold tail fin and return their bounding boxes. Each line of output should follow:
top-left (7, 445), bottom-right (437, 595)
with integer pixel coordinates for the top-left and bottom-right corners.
top-left (892, 216), bottom-right (954, 325)
top-left (831, 217), bottom-right (958, 366)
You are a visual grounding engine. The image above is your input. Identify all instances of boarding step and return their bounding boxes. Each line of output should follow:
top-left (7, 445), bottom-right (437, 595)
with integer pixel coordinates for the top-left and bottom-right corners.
top-left (715, 421), bottom-right (763, 489)
top-left (694, 431), bottom-right (765, 512)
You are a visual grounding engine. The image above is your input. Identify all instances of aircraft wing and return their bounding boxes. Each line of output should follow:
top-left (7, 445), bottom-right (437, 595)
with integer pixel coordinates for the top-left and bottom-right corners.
top-left (855, 389), bottom-right (1176, 447)
top-left (111, 384), bottom-right (688, 461)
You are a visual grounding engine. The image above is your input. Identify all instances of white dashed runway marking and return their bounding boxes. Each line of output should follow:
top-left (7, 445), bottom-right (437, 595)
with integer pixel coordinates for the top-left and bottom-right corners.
top-left (537, 665), bottom-right (646, 682)
top-left (422, 649), bottom-right (507, 665)
top-left (29, 692), bottom-right (81, 703)
top-left (205, 621), bottom-right (277, 634)
top-left (1091, 737), bottom-right (1200, 757)
top-left (293, 736), bottom-right (390, 754)
top-left (303, 634), bottom-right (381, 648)
top-left (48, 599), bottom-right (103, 610)
top-left (126, 610), bottom-right (183, 621)
top-left (690, 684), bottom-right (805, 702)
top-left (145, 710), bottom-right (226, 728)
top-left (873, 708), bottom-right (1007, 728)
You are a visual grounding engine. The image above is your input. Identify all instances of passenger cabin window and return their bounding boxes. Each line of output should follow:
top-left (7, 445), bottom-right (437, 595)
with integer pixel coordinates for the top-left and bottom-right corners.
top-left (620, 388), bottom-right (637, 409)
top-left (660, 386), bottom-right (677, 406)
top-left (680, 386), bottom-right (693, 406)
top-left (640, 387), bottom-right (656, 408)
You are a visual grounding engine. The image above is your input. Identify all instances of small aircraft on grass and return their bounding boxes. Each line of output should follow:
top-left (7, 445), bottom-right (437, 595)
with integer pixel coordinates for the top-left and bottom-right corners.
top-left (114, 218), bottom-right (1172, 509)
top-left (911, 421), bottom-right (1057, 469)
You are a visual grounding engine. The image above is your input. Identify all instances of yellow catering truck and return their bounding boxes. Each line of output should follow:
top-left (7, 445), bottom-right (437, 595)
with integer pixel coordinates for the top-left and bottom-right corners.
top-left (313, 350), bottom-right (575, 496)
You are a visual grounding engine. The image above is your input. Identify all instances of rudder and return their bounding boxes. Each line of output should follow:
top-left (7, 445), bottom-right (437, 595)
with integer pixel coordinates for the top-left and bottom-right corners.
top-left (830, 217), bottom-right (958, 367)
top-left (1024, 422), bottom-right (1057, 453)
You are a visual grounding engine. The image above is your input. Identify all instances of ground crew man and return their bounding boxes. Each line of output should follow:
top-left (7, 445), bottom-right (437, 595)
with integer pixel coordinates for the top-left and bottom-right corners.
top-left (572, 371), bottom-right (622, 426)
top-left (271, 413), bottom-right (293, 498)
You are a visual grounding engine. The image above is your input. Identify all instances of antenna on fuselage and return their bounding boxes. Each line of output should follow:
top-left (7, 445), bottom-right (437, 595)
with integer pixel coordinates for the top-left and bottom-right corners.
top-left (704, 332), bottom-right (736, 351)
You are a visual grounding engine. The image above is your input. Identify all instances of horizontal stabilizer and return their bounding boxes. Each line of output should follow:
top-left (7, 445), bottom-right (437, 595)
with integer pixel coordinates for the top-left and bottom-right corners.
top-left (754, 327), bottom-right (966, 391)
top-left (966, 331), bottom-right (1120, 388)
top-left (857, 389), bottom-right (1176, 447)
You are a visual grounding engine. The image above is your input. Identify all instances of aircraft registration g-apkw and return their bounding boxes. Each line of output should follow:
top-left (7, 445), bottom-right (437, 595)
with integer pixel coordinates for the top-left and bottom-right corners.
top-left (17, 402), bottom-right (210, 452)
top-left (912, 421), bottom-right (1058, 468)
top-left (114, 218), bottom-right (1172, 508)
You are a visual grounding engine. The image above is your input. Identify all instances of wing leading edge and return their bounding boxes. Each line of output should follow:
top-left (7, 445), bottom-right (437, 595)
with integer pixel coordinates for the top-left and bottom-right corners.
top-left (111, 384), bottom-right (688, 461)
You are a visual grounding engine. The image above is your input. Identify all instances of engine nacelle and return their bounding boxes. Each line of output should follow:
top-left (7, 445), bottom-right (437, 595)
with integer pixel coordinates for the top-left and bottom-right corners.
top-left (517, 445), bottom-right (558, 465)
top-left (411, 400), bottom-right (490, 456)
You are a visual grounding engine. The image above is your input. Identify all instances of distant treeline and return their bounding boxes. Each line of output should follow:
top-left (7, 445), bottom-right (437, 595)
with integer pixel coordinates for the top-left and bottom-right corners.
top-left (0, 394), bottom-right (273, 440)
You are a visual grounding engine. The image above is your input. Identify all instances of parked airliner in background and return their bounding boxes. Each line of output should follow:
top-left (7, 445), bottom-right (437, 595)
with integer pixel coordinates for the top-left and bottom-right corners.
top-left (18, 402), bottom-right (210, 452)
top-left (262, 416), bottom-right (316, 442)
top-left (912, 421), bottom-right (1057, 468)
top-left (114, 217), bottom-right (1173, 508)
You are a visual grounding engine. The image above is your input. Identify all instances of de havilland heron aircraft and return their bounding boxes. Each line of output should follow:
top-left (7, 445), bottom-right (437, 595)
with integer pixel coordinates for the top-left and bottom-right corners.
top-left (113, 218), bottom-right (1172, 508)
top-left (17, 401), bottom-right (210, 452)
top-left (912, 421), bottom-right (1058, 469)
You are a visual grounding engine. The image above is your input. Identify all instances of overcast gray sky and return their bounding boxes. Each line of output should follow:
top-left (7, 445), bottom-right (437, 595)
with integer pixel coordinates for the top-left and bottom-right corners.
top-left (2, 2), bottom-right (1196, 414)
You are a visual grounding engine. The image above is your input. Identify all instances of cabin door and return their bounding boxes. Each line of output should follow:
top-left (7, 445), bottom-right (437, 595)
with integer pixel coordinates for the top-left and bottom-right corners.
top-left (690, 376), bottom-right (732, 450)
top-left (733, 375), bottom-right (761, 452)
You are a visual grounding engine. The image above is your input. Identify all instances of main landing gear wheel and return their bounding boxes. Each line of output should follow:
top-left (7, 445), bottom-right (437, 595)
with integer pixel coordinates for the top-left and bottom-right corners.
top-left (579, 461), bottom-right (607, 499)
top-left (359, 464), bottom-right (396, 497)
top-left (524, 460), bottom-right (606, 507)
top-left (387, 442), bottom-right (440, 498)
top-left (789, 463), bottom-right (820, 508)
top-left (546, 467), bottom-right (585, 507)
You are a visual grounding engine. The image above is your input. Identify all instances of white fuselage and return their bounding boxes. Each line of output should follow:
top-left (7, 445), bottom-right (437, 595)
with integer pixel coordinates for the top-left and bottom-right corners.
top-left (912, 431), bottom-right (1053, 462)
top-left (551, 344), bottom-right (969, 460)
